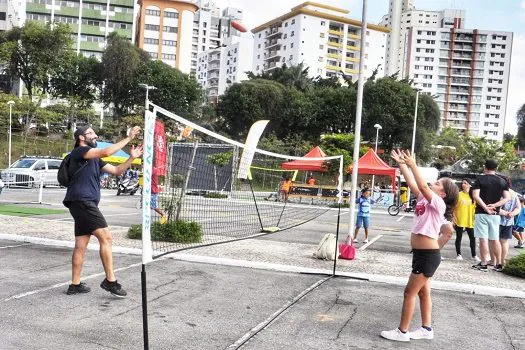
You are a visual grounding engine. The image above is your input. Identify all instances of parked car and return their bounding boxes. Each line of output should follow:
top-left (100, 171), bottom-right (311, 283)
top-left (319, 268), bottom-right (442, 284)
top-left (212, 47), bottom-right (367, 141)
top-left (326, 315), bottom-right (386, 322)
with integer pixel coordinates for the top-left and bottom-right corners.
top-left (1, 156), bottom-right (63, 187)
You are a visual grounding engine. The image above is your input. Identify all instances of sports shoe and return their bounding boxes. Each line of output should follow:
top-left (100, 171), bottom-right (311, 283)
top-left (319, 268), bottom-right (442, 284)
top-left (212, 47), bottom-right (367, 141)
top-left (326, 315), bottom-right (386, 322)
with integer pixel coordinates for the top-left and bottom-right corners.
top-left (67, 282), bottom-right (91, 295)
top-left (353, 238), bottom-right (358, 243)
top-left (456, 254), bottom-right (463, 260)
top-left (514, 242), bottom-right (524, 249)
top-left (363, 239), bottom-right (369, 243)
top-left (381, 328), bottom-right (410, 342)
top-left (472, 256), bottom-right (481, 262)
top-left (409, 327), bottom-right (434, 340)
top-left (493, 264), bottom-right (503, 272)
top-left (100, 278), bottom-right (127, 298)
top-left (475, 264), bottom-right (488, 272)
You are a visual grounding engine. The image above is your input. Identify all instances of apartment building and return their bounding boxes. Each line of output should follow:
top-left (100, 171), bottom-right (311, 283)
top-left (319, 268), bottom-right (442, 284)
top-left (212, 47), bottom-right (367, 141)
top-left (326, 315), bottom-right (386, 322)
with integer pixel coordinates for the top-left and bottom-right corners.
top-left (196, 34), bottom-right (253, 102)
top-left (406, 28), bottom-right (512, 140)
top-left (25, 0), bottom-right (135, 59)
top-left (251, 2), bottom-right (389, 81)
top-left (0, 0), bottom-right (24, 31)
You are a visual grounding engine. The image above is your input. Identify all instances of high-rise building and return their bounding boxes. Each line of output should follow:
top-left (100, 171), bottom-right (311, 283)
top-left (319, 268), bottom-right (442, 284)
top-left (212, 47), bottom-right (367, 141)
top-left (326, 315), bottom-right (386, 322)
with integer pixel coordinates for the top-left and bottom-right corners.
top-left (381, 1), bottom-right (512, 140)
top-left (196, 8), bottom-right (252, 102)
top-left (251, 2), bottom-right (389, 81)
top-left (0, 0), bottom-right (25, 31)
top-left (406, 28), bottom-right (512, 140)
top-left (25, 0), bottom-right (136, 60)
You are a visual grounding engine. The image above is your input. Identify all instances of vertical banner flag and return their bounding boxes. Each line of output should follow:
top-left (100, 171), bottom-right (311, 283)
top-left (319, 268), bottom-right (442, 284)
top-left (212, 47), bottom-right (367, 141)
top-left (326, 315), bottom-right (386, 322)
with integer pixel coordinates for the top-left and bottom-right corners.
top-left (154, 120), bottom-right (167, 176)
top-left (237, 120), bottom-right (269, 179)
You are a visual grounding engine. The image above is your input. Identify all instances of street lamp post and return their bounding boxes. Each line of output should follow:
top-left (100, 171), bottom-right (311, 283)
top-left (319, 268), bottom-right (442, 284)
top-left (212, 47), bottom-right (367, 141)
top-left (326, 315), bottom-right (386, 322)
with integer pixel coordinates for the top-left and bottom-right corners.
top-left (406, 89), bottom-right (420, 202)
top-left (370, 123), bottom-right (382, 196)
top-left (139, 83), bottom-right (157, 110)
top-left (7, 100), bottom-right (15, 167)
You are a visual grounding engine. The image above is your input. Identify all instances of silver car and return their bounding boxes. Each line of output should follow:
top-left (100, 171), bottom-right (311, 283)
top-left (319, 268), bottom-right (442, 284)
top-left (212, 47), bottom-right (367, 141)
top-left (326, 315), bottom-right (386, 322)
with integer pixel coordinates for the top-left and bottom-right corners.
top-left (1, 157), bottom-right (63, 187)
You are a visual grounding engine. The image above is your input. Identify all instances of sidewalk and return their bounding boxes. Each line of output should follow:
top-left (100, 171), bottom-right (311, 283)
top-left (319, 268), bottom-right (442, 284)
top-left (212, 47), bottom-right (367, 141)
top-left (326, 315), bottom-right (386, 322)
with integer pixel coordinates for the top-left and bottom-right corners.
top-left (2, 214), bottom-right (524, 298)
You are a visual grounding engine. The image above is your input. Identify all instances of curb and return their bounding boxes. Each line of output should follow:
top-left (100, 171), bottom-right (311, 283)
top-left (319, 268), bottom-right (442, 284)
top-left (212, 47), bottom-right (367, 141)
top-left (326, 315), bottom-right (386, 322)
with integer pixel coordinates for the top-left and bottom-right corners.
top-left (2, 233), bottom-right (524, 299)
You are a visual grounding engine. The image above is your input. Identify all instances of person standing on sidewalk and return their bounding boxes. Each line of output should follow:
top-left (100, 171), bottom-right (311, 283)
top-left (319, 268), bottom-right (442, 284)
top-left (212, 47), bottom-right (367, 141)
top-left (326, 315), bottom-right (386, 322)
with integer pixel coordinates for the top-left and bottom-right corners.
top-left (64, 125), bottom-right (143, 297)
top-left (353, 188), bottom-right (375, 243)
top-left (512, 196), bottom-right (525, 248)
top-left (471, 160), bottom-right (510, 272)
top-left (454, 179), bottom-right (479, 261)
top-left (381, 150), bottom-right (458, 342)
top-left (497, 177), bottom-right (521, 269)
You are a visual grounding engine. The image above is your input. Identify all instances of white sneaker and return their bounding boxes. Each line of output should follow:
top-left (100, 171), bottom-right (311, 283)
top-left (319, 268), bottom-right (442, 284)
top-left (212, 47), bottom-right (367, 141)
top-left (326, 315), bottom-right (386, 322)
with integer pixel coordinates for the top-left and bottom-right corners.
top-left (409, 327), bottom-right (434, 340)
top-left (456, 254), bottom-right (463, 260)
top-left (363, 239), bottom-right (369, 243)
top-left (353, 238), bottom-right (358, 243)
top-left (473, 256), bottom-right (481, 262)
top-left (380, 328), bottom-right (410, 342)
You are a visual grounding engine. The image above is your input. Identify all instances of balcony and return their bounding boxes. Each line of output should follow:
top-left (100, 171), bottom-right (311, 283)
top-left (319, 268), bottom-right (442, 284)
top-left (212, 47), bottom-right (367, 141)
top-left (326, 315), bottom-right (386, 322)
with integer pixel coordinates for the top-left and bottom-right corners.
top-left (328, 29), bottom-right (343, 36)
top-left (209, 55), bottom-right (220, 62)
top-left (264, 61), bottom-right (280, 72)
top-left (264, 50), bottom-right (281, 60)
top-left (345, 68), bottom-right (358, 74)
top-left (346, 45), bottom-right (360, 51)
top-left (266, 27), bottom-right (283, 39)
top-left (348, 33), bottom-right (360, 40)
top-left (327, 52), bottom-right (341, 59)
top-left (327, 41), bottom-right (342, 48)
top-left (346, 56), bottom-right (360, 62)
top-left (265, 39), bottom-right (282, 49)
top-left (207, 64), bottom-right (220, 72)
top-left (325, 65), bottom-right (340, 71)
top-left (455, 34), bottom-right (474, 42)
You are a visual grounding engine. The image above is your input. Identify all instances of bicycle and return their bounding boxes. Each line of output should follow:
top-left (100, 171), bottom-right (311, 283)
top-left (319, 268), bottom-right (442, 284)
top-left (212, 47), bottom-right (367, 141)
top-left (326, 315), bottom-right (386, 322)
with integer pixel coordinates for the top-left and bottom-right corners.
top-left (387, 198), bottom-right (416, 216)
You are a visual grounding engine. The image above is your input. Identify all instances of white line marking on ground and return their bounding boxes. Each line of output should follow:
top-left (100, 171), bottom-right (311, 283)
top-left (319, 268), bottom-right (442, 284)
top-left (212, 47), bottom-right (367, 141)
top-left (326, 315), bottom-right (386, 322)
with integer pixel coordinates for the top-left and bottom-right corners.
top-left (4, 263), bottom-right (141, 301)
top-left (0, 243), bottom-right (31, 249)
top-left (358, 235), bottom-right (382, 251)
top-left (396, 215), bottom-right (406, 222)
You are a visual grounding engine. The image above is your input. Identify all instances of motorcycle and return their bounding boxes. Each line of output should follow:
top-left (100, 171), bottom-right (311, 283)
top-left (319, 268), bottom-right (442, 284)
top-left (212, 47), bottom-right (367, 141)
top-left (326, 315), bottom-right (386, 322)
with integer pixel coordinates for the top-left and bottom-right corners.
top-left (116, 176), bottom-right (140, 196)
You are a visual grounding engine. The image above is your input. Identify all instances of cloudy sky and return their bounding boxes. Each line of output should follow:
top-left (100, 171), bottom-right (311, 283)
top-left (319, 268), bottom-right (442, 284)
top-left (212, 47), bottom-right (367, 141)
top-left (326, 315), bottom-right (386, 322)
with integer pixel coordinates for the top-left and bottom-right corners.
top-left (214, 0), bottom-right (525, 135)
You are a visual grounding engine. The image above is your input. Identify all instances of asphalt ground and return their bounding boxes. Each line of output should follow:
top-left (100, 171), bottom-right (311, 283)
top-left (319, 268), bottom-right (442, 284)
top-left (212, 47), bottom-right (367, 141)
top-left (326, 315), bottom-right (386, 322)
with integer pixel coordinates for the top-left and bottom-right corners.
top-left (1, 240), bottom-right (525, 350)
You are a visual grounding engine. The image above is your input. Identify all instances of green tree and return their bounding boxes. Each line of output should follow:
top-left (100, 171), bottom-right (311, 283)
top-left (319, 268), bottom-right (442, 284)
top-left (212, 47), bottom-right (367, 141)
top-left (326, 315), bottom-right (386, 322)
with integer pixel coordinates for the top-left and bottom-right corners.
top-left (49, 53), bottom-right (103, 108)
top-left (101, 33), bottom-right (150, 118)
top-left (461, 136), bottom-right (520, 172)
top-left (0, 21), bottom-right (72, 100)
top-left (133, 60), bottom-right (203, 119)
top-left (247, 63), bottom-right (312, 91)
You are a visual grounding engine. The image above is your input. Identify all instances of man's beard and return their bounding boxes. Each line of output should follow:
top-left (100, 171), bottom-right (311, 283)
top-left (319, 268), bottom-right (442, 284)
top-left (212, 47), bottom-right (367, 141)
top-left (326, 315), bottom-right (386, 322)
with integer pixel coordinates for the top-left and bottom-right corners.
top-left (85, 138), bottom-right (97, 148)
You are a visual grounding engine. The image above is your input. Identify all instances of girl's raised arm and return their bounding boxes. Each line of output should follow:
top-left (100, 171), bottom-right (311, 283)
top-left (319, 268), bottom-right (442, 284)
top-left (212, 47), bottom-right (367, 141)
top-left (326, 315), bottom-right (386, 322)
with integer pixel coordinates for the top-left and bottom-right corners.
top-left (391, 149), bottom-right (420, 198)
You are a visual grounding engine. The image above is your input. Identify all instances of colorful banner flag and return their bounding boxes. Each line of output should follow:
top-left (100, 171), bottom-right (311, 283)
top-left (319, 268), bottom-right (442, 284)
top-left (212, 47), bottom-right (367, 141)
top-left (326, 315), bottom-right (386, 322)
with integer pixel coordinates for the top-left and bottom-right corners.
top-left (154, 120), bottom-right (167, 176)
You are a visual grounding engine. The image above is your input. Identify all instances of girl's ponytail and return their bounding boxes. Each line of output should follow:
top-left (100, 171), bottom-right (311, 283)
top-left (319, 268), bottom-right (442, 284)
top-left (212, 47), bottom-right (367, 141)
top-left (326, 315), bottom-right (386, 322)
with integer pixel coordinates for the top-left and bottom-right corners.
top-left (441, 178), bottom-right (459, 221)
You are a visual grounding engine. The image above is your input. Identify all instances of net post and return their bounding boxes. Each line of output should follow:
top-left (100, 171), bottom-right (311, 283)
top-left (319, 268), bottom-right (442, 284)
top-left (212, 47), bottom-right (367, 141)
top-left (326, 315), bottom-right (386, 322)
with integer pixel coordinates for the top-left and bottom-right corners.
top-left (332, 155), bottom-right (344, 276)
top-left (141, 109), bottom-right (155, 350)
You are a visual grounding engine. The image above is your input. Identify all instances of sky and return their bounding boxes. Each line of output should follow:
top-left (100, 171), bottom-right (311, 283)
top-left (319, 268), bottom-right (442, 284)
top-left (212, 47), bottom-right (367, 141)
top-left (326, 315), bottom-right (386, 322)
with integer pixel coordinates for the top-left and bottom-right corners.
top-left (214, 0), bottom-right (525, 135)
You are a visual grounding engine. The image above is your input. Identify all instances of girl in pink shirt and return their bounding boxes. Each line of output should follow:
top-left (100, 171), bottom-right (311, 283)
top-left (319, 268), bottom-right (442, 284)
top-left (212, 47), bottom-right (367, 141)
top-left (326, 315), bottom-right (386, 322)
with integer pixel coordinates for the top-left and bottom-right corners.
top-left (381, 150), bottom-right (458, 342)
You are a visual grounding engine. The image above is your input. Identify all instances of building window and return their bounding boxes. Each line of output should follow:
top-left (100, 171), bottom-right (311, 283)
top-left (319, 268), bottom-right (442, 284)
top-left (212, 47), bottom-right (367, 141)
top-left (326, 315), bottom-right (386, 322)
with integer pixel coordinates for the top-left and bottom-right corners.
top-left (320, 33), bottom-right (325, 38)
top-left (291, 31), bottom-right (295, 37)
top-left (318, 57), bottom-right (323, 62)
top-left (291, 43), bottom-right (294, 48)
top-left (319, 44), bottom-right (323, 49)
top-left (145, 9), bottom-right (160, 16)
top-left (162, 53), bottom-right (176, 60)
top-left (164, 11), bottom-right (179, 18)
top-left (144, 38), bottom-right (159, 45)
top-left (292, 19), bottom-right (296, 24)
top-left (163, 26), bottom-right (178, 33)
top-left (321, 21), bottom-right (325, 26)
top-left (145, 24), bottom-right (160, 31)
top-left (203, 22), bottom-right (207, 28)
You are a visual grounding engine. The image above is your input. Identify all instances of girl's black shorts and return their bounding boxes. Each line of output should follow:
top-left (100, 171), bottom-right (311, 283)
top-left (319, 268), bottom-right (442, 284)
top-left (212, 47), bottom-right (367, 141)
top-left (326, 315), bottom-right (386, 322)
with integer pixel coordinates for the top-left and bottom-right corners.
top-left (66, 201), bottom-right (108, 236)
top-left (412, 249), bottom-right (441, 277)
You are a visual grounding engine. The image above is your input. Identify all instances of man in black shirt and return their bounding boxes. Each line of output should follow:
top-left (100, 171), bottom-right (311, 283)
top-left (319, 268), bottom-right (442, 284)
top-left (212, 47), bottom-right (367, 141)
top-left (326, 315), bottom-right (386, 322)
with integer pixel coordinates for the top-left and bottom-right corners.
top-left (471, 159), bottom-right (510, 271)
top-left (64, 125), bottom-right (143, 297)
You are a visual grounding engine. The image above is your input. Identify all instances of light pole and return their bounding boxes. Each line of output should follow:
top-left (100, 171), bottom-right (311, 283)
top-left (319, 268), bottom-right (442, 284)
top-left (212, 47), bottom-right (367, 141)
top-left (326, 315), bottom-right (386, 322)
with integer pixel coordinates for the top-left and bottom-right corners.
top-left (406, 88), bottom-right (420, 202)
top-left (139, 83), bottom-right (157, 110)
top-left (7, 100), bottom-right (15, 167)
top-left (370, 123), bottom-right (382, 196)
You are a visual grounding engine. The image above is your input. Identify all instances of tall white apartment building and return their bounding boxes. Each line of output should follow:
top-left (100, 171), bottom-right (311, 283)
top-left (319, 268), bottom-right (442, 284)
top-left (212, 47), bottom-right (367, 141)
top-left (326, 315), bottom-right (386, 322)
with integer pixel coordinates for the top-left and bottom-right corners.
top-left (380, 0), bottom-right (465, 76)
top-left (196, 28), bottom-right (253, 102)
top-left (251, 2), bottom-right (389, 81)
top-left (406, 28), bottom-right (512, 140)
top-left (0, 0), bottom-right (24, 31)
top-left (137, 0), bottom-right (241, 75)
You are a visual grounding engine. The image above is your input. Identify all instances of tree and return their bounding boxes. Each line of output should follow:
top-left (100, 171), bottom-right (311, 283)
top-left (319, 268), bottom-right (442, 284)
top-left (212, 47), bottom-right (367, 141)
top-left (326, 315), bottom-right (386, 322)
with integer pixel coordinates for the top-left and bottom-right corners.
top-left (101, 33), bottom-right (150, 118)
top-left (133, 60), bottom-right (203, 119)
top-left (49, 53), bottom-right (103, 109)
top-left (516, 103), bottom-right (525, 149)
top-left (460, 136), bottom-right (520, 172)
top-left (247, 63), bottom-right (312, 91)
top-left (0, 21), bottom-right (72, 100)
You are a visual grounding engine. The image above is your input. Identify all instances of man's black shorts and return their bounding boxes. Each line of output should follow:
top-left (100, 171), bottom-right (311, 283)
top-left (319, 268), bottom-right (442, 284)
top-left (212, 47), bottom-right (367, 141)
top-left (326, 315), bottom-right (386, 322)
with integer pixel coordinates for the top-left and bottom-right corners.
top-left (412, 249), bottom-right (441, 278)
top-left (67, 201), bottom-right (108, 236)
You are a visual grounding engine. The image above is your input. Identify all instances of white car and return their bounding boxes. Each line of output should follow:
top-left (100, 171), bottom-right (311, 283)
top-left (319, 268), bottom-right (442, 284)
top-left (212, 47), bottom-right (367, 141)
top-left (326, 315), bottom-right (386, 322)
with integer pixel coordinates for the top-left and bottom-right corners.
top-left (1, 156), bottom-right (63, 187)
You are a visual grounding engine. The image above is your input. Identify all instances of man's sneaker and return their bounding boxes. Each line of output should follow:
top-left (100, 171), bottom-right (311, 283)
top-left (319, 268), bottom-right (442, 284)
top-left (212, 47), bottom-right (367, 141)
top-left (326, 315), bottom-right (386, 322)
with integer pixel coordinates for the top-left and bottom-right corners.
top-left (514, 242), bottom-right (524, 249)
top-left (363, 239), bottom-right (369, 243)
top-left (472, 256), bottom-right (481, 262)
top-left (380, 328), bottom-right (410, 342)
top-left (353, 238), bottom-right (358, 243)
top-left (471, 262), bottom-right (483, 269)
top-left (476, 264), bottom-right (488, 272)
top-left (493, 264), bottom-right (503, 272)
top-left (67, 282), bottom-right (91, 295)
top-left (456, 254), bottom-right (463, 260)
top-left (409, 327), bottom-right (434, 340)
top-left (100, 279), bottom-right (127, 298)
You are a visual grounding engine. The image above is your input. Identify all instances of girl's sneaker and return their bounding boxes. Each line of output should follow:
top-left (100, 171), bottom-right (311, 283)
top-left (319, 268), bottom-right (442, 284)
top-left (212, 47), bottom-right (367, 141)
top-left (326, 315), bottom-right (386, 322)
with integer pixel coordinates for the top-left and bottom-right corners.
top-left (472, 256), bottom-right (481, 262)
top-left (410, 327), bottom-right (434, 340)
top-left (380, 328), bottom-right (410, 342)
top-left (456, 254), bottom-right (463, 260)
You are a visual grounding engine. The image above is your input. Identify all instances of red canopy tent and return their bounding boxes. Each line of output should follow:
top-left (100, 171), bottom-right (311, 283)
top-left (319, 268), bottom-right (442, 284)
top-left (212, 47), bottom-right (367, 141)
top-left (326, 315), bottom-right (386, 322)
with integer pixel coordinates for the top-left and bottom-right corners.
top-left (347, 149), bottom-right (398, 190)
top-left (281, 146), bottom-right (328, 172)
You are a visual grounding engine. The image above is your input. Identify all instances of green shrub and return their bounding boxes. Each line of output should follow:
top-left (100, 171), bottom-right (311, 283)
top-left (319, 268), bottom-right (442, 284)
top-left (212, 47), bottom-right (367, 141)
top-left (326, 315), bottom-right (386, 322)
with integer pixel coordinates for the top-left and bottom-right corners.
top-left (128, 220), bottom-right (202, 243)
top-left (203, 192), bottom-right (228, 199)
top-left (328, 202), bottom-right (350, 208)
top-left (502, 253), bottom-right (525, 278)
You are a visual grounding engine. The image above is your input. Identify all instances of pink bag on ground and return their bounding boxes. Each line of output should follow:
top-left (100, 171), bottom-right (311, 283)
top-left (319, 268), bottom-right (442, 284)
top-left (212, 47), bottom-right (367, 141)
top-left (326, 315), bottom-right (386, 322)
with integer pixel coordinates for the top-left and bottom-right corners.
top-left (339, 236), bottom-right (355, 260)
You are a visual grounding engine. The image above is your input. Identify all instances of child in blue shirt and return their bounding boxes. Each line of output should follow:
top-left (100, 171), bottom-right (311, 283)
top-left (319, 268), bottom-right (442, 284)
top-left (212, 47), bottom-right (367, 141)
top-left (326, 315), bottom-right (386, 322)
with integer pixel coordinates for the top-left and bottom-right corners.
top-left (512, 196), bottom-right (525, 248)
top-left (353, 187), bottom-right (376, 243)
